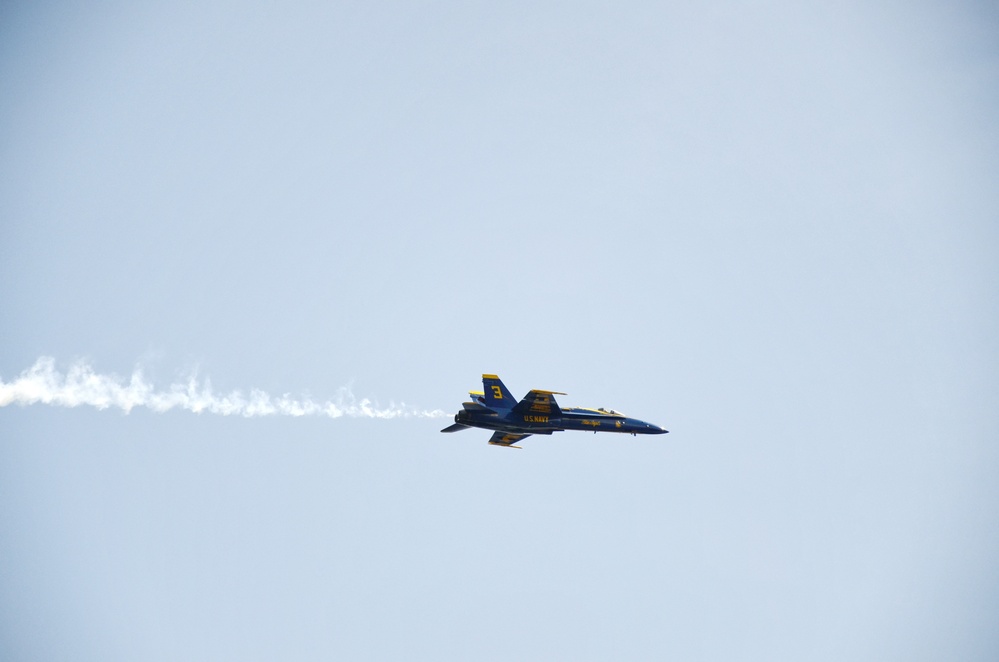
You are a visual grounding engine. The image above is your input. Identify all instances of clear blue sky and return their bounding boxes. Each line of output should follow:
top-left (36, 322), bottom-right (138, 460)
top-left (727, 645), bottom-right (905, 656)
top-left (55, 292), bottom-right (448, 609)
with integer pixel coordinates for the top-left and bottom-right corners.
top-left (2, 2), bottom-right (997, 660)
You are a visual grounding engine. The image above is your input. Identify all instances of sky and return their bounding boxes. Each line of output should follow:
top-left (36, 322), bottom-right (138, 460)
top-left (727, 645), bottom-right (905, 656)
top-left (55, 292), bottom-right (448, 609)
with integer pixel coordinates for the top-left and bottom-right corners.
top-left (1, 1), bottom-right (998, 659)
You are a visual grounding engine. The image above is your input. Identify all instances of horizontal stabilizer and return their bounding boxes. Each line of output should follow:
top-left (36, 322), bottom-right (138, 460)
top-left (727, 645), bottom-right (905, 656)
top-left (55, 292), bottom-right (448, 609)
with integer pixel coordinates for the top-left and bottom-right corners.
top-left (440, 423), bottom-right (471, 433)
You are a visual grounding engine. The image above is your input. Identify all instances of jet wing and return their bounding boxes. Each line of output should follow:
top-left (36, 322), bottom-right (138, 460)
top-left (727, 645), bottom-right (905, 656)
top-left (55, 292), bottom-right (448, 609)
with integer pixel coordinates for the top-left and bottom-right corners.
top-left (512, 389), bottom-right (565, 417)
top-left (440, 423), bottom-right (471, 433)
top-left (487, 431), bottom-right (530, 448)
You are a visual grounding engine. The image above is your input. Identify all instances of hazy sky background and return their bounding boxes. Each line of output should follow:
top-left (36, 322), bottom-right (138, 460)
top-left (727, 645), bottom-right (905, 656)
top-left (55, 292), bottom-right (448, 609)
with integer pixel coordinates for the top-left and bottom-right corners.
top-left (2, 1), bottom-right (997, 659)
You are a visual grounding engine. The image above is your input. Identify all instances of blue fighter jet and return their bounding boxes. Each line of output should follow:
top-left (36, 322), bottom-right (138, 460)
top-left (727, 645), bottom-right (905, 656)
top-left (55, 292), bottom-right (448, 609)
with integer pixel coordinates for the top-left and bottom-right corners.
top-left (441, 374), bottom-right (669, 448)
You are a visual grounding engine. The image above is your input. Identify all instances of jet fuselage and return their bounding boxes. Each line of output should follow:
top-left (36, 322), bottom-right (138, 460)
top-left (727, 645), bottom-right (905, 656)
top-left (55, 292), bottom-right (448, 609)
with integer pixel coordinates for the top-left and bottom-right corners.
top-left (442, 374), bottom-right (668, 448)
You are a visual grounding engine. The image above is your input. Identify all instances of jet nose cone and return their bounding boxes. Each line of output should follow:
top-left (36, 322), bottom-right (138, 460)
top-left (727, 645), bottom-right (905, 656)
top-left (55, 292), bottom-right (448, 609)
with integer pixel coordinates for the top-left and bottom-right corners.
top-left (648, 424), bottom-right (668, 434)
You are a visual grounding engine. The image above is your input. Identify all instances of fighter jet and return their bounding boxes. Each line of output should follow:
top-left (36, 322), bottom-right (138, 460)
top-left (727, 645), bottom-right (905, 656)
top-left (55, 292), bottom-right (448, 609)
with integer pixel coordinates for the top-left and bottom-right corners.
top-left (441, 374), bottom-right (668, 448)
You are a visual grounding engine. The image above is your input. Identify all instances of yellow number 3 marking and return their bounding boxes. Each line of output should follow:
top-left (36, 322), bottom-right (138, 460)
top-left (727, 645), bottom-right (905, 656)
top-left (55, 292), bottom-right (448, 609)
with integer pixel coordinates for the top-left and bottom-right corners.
top-left (491, 385), bottom-right (503, 399)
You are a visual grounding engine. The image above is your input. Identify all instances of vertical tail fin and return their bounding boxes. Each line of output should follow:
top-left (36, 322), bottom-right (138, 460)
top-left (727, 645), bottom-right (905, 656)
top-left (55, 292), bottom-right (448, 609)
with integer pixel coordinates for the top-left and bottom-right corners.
top-left (481, 374), bottom-right (516, 409)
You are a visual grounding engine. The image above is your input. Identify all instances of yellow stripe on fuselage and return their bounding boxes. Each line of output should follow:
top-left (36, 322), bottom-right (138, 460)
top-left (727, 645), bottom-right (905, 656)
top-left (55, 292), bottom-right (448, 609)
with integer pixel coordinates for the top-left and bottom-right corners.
top-left (568, 407), bottom-right (625, 417)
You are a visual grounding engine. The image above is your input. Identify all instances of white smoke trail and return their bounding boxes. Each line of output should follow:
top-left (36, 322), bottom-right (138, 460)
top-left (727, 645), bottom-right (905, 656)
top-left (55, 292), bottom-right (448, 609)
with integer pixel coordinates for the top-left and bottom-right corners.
top-left (0, 357), bottom-right (449, 419)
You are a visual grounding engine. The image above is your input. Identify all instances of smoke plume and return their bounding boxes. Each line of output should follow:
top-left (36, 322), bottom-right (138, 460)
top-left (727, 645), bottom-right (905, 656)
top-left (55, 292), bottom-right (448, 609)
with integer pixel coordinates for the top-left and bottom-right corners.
top-left (0, 357), bottom-right (448, 419)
